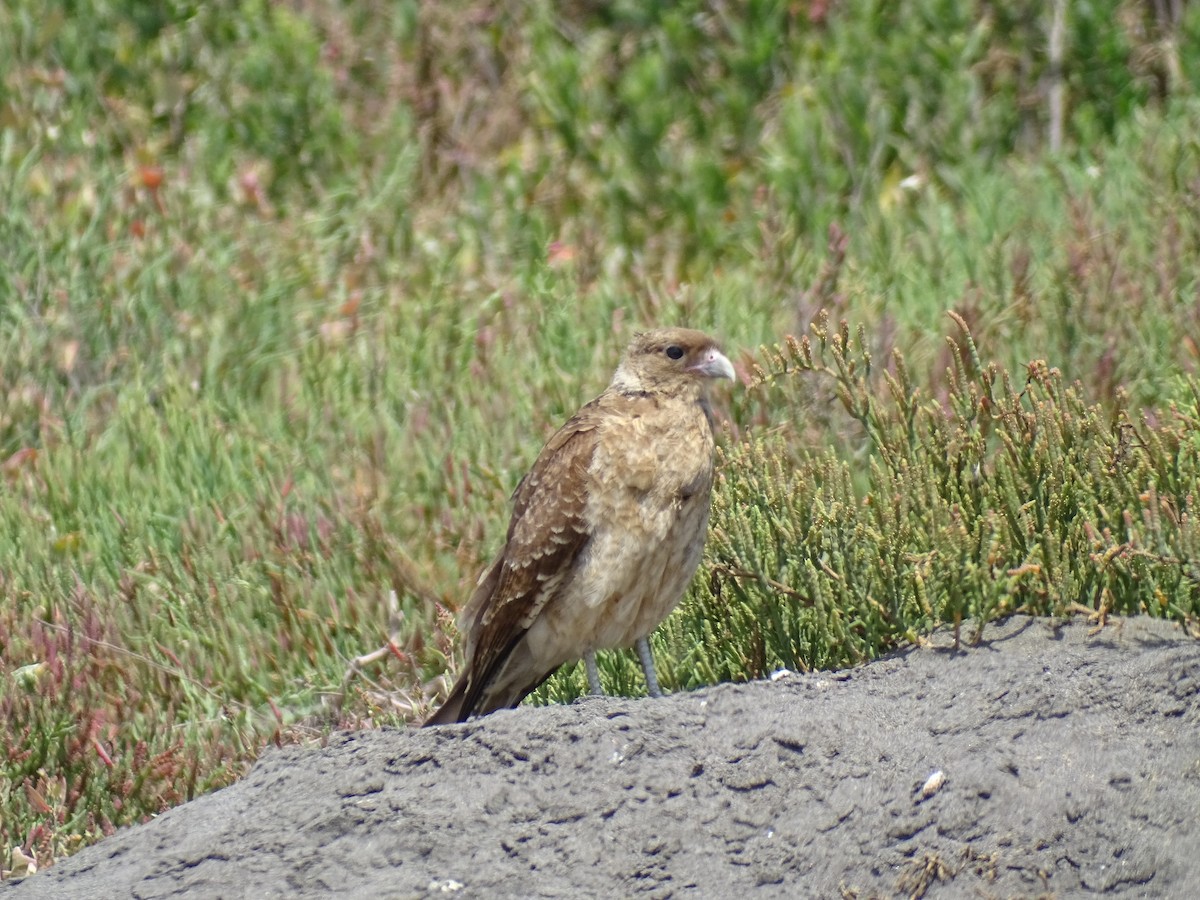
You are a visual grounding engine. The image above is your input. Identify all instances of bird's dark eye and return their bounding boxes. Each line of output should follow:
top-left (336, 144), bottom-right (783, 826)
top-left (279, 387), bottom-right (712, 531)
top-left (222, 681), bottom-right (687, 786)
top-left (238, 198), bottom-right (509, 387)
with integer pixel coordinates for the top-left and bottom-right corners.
top-left (665, 345), bottom-right (684, 360)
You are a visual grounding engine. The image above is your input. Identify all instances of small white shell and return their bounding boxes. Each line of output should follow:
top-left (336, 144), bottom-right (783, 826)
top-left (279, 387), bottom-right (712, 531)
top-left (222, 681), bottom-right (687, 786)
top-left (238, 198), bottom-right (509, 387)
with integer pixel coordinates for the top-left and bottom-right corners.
top-left (920, 769), bottom-right (946, 799)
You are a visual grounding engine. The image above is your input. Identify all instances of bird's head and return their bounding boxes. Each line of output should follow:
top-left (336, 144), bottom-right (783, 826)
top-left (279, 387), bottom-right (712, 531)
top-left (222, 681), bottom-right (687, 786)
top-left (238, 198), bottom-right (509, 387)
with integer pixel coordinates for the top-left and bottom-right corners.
top-left (610, 328), bottom-right (736, 397)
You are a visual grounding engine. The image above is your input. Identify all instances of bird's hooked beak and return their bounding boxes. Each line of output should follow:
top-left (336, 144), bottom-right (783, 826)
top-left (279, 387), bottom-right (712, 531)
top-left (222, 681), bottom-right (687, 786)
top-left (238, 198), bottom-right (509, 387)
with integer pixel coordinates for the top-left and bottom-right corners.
top-left (689, 347), bottom-right (737, 383)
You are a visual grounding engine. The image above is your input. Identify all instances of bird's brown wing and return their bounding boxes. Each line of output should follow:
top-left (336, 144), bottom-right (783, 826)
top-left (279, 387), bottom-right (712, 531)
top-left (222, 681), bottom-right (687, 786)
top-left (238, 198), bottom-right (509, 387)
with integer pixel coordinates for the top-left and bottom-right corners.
top-left (449, 402), bottom-right (604, 718)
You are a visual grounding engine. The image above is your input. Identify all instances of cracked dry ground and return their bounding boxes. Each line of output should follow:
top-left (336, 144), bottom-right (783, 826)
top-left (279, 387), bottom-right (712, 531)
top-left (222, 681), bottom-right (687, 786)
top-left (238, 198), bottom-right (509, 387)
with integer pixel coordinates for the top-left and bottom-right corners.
top-left (5, 615), bottom-right (1199, 899)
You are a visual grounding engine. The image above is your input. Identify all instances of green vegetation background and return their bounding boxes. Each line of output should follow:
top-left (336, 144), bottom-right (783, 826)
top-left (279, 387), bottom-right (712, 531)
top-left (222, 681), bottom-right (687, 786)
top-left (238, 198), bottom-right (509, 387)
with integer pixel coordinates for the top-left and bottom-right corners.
top-left (2, 0), bottom-right (1198, 871)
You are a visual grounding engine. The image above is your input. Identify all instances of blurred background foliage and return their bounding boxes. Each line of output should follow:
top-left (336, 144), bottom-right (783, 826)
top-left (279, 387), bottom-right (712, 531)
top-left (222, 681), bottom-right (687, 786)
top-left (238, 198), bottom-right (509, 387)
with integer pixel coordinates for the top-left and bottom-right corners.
top-left (1, 0), bottom-right (1198, 871)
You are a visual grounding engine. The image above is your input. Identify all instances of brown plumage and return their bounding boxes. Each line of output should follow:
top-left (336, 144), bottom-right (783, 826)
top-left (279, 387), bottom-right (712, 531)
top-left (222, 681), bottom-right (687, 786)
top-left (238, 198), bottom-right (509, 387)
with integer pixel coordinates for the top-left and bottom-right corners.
top-left (424, 328), bottom-right (735, 726)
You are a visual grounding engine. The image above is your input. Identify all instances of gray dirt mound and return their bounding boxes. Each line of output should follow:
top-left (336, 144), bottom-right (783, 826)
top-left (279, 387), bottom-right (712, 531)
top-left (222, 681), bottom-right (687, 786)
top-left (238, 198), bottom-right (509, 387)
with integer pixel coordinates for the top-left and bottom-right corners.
top-left (4, 615), bottom-right (1198, 899)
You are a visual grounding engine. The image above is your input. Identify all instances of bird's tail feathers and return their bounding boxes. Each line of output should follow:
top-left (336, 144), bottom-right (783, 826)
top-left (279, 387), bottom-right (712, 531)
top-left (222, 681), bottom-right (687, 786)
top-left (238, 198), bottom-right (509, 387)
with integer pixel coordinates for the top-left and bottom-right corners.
top-left (422, 677), bottom-right (472, 727)
top-left (423, 635), bottom-right (558, 726)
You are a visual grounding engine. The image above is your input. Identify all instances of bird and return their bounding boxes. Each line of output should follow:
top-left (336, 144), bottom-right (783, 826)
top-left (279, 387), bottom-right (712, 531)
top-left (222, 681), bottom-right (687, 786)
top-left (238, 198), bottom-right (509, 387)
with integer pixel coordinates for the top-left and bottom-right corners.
top-left (423, 327), bottom-right (735, 726)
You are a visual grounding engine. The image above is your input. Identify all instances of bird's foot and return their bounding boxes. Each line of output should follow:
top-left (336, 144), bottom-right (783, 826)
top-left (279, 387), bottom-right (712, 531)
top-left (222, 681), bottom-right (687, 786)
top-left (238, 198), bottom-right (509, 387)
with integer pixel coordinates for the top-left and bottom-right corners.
top-left (636, 637), bottom-right (663, 698)
top-left (584, 651), bottom-right (604, 695)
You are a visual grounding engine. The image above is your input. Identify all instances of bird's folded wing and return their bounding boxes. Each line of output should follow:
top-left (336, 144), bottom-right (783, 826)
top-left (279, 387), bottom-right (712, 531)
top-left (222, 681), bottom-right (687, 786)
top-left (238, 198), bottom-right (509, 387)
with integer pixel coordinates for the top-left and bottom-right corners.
top-left (461, 405), bottom-right (603, 684)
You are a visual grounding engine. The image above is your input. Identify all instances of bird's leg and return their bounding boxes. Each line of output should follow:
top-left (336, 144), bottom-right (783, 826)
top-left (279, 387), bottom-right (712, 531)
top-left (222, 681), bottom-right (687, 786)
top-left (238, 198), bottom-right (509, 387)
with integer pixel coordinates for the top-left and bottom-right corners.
top-left (584, 651), bottom-right (604, 695)
top-left (635, 637), bottom-right (663, 698)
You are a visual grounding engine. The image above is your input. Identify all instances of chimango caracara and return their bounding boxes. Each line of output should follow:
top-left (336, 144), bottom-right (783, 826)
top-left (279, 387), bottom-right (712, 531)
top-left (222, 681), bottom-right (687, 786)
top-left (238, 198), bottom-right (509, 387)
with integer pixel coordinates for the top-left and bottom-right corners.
top-left (424, 328), bottom-right (735, 726)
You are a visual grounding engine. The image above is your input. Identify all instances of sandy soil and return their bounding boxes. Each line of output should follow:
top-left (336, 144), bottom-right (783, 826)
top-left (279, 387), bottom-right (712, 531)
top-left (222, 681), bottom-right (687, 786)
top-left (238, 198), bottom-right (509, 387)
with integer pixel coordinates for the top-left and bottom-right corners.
top-left (3, 614), bottom-right (1198, 899)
